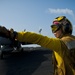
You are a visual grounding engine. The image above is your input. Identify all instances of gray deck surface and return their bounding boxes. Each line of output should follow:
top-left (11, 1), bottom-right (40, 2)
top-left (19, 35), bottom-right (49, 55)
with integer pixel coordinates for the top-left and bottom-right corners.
top-left (0, 47), bottom-right (53, 75)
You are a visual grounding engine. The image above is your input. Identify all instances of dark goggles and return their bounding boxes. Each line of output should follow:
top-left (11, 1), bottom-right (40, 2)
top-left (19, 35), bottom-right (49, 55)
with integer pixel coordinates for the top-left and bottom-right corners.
top-left (51, 24), bottom-right (61, 33)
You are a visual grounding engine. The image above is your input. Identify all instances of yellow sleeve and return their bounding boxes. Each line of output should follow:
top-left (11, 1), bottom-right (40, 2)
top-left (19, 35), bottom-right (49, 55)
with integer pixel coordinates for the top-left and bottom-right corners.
top-left (17, 31), bottom-right (61, 51)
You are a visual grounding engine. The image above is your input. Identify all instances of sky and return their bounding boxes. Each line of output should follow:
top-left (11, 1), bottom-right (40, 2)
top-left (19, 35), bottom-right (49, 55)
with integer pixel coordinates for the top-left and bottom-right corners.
top-left (0, 0), bottom-right (75, 46)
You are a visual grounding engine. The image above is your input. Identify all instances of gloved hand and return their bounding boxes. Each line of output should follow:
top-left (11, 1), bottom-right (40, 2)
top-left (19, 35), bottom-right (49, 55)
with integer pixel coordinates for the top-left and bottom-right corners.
top-left (9, 28), bottom-right (18, 39)
top-left (0, 26), bottom-right (17, 39)
top-left (0, 26), bottom-right (9, 37)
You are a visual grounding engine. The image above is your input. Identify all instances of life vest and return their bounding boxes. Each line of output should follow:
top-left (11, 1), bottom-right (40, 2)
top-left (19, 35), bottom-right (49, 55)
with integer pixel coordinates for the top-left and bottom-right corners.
top-left (52, 35), bottom-right (75, 75)
top-left (61, 35), bottom-right (75, 68)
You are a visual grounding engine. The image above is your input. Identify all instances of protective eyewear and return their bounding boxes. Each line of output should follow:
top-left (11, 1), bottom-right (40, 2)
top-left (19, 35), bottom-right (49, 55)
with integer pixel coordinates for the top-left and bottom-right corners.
top-left (51, 25), bottom-right (61, 33)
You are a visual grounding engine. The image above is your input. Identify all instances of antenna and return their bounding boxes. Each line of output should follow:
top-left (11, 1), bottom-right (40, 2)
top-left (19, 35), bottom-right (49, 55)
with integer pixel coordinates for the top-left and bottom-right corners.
top-left (39, 28), bottom-right (42, 34)
top-left (24, 29), bottom-right (26, 31)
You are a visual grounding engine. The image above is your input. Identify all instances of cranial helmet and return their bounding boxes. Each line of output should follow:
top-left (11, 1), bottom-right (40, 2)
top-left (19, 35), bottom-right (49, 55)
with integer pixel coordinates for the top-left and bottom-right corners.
top-left (51, 16), bottom-right (73, 34)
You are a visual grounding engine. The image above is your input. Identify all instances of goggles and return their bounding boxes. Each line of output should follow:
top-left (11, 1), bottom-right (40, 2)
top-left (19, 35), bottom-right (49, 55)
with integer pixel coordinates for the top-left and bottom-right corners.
top-left (51, 24), bottom-right (61, 33)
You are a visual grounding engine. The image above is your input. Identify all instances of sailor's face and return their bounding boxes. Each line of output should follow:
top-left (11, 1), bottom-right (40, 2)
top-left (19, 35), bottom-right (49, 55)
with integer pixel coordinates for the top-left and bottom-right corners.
top-left (53, 29), bottom-right (62, 38)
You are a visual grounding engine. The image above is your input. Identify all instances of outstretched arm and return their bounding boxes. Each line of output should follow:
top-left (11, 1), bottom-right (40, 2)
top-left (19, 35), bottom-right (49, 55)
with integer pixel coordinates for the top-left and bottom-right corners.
top-left (0, 26), bottom-right (61, 51)
top-left (16, 31), bottom-right (61, 51)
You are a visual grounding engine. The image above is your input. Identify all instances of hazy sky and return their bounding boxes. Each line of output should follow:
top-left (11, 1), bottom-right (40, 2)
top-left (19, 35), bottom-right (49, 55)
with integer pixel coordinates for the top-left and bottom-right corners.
top-left (0, 0), bottom-right (75, 38)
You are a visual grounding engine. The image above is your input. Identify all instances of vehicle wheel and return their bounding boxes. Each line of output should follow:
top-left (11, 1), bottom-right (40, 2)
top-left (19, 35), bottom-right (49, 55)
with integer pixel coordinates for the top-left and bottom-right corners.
top-left (0, 51), bottom-right (4, 59)
top-left (21, 48), bottom-right (24, 52)
top-left (17, 48), bottom-right (24, 52)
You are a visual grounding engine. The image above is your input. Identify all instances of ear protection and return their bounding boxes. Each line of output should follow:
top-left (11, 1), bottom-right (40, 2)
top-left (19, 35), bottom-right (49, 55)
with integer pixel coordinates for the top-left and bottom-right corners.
top-left (54, 16), bottom-right (72, 34)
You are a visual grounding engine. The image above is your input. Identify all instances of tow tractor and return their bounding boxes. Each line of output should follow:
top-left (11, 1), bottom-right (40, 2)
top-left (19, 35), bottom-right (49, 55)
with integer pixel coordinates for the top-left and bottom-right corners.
top-left (0, 42), bottom-right (31, 59)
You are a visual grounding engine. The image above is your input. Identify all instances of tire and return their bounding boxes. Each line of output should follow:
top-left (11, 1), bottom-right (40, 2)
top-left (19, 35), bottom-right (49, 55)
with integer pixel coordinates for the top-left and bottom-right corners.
top-left (17, 47), bottom-right (24, 52)
top-left (21, 48), bottom-right (24, 52)
top-left (0, 50), bottom-right (4, 59)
